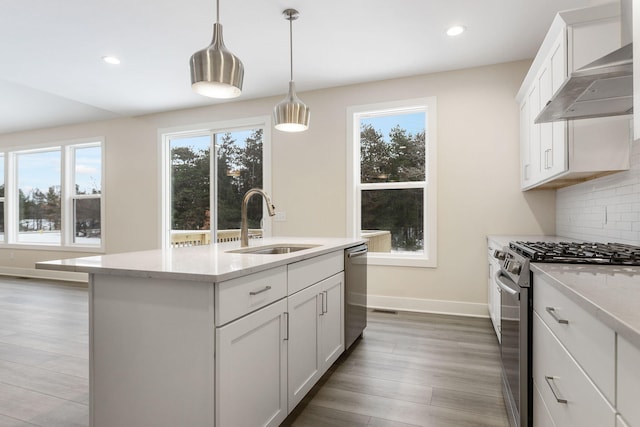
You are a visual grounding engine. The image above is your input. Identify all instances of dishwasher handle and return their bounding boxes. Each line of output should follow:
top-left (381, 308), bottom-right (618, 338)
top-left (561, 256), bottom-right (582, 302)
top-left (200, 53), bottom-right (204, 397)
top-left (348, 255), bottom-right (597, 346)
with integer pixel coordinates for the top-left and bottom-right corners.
top-left (347, 247), bottom-right (368, 258)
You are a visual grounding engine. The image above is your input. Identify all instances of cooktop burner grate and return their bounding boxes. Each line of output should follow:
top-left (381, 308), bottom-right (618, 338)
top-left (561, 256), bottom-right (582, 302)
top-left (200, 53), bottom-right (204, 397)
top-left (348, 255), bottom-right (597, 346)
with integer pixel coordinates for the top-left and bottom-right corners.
top-left (509, 241), bottom-right (640, 266)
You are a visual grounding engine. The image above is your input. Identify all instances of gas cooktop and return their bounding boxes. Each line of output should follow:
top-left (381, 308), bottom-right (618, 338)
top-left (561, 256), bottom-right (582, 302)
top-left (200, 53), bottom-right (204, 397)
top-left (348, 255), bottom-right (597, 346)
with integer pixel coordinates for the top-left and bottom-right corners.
top-left (509, 241), bottom-right (640, 266)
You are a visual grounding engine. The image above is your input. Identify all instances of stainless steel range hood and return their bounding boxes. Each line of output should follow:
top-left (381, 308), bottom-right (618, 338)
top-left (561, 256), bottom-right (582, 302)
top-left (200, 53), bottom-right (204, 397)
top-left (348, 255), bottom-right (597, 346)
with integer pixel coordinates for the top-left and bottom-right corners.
top-left (534, 43), bottom-right (633, 123)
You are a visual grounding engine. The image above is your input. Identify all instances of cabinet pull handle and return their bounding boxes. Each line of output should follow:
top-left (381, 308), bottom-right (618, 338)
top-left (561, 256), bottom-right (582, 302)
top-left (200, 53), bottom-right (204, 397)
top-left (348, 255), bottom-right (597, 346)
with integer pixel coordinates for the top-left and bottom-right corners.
top-left (545, 307), bottom-right (569, 324)
top-left (524, 164), bottom-right (530, 180)
top-left (283, 312), bottom-right (289, 341)
top-left (319, 292), bottom-right (324, 316)
top-left (544, 376), bottom-right (568, 404)
top-left (544, 148), bottom-right (552, 169)
top-left (323, 290), bottom-right (328, 314)
top-left (249, 285), bottom-right (271, 296)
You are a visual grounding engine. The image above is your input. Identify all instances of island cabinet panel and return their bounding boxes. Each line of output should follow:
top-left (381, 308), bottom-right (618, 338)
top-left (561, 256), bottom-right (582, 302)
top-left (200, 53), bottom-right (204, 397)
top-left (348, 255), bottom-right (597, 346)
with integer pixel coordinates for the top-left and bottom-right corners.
top-left (288, 251), bottom-right (343, 295)
top-left (215, 298), bottom-right (288, 427)
top-left (319, 272), bottom-right (345, 369)
top-left (287, 282), bottom-right (323, 410)
top-left (287, 272), bottom-right (345, 411)
top-left (215, 265), bottom-right (287, 326)
top-left (90, 274), bottom-right (215, 427)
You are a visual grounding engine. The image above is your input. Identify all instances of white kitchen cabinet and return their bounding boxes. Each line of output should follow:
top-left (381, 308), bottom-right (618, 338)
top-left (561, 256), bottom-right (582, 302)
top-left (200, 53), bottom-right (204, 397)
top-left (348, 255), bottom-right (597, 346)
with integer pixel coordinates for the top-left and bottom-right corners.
top-left (617, 336), bottom-right (640, 427)
top-left (319, 272), bottom-right (345, 370)
top-left (532, 313), bottom-right (616, 427)
top-left (216, 298), bottom-right (288, 427)
top-left (216, 249), bottom-right (346, 423)
top-left (288, 272), bottom-right (344, 411)
top-left (487, 239), bottom-right (501, 341)
top-left (634, 0), bottom-right (640, 141)
top-left (287, 280), bottom-right (322, 409)
top-left (215, 265), bottom-right (287, 326)
top-left (533, 273), bottom-right (615, 402)
top-left (533, 381), bottom-right (556, 427)
top-left (517, 3), bottom-right (631, 190)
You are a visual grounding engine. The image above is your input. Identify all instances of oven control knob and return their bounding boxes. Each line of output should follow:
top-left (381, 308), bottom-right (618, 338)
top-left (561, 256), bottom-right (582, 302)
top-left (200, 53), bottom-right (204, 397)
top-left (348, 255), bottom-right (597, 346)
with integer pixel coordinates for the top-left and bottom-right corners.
top-left (493, 250), bottom-right (506, 260)
top-left (507, 261), bottom-right (522, 275)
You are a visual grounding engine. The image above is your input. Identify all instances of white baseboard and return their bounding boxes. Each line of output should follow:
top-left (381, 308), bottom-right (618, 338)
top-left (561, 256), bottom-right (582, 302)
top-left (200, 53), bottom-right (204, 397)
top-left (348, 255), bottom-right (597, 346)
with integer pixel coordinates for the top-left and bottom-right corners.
top-left (368, 294), bottom-right (489, 318)
top-left (0, 267), bottom-right (88, 283)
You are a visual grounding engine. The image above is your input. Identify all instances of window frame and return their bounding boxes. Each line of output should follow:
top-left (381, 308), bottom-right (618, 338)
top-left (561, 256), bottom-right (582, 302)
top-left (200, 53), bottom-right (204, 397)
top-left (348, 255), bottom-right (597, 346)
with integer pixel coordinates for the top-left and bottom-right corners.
top-left (346, 98), bottom-right (437, 268)
top-left (159, 116), bottom-right (272, 249)
top-left (0, 138), bottom-right (105, 252)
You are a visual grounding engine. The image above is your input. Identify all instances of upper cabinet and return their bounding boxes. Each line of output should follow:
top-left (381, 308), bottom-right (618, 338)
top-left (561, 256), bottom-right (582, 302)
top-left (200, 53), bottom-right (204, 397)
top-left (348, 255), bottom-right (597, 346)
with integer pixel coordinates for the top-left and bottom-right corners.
top-left (634, 0), bottom-right (640, 140)
top-left (516, 3), bottom-right (632, 190)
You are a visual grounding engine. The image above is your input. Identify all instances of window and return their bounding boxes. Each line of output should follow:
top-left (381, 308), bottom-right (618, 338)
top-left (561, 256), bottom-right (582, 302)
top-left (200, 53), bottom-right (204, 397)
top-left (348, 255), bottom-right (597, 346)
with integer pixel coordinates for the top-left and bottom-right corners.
top-left (0, 154), bottom-right (4, 241)
top-left (162, 117), bottom-right (271, 248)
top-left (347, 98), bottom-right (437, 267)
top-left (0, 139), bottom-right (104, 250)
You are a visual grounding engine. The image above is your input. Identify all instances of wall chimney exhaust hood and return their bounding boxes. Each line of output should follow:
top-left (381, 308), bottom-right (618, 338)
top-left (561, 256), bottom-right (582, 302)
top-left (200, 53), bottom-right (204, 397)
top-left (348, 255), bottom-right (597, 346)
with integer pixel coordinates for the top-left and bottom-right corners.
top-left (534, 43), bottom-right (633, 123)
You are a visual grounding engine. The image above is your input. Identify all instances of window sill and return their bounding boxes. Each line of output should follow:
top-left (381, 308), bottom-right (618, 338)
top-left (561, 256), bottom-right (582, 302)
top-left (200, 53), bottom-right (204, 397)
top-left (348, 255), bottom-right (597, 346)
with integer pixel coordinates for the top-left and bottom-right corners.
top-left (366, 253), bottom-right (437, 268)
top-left (0, 243), bottom-right (105, 253)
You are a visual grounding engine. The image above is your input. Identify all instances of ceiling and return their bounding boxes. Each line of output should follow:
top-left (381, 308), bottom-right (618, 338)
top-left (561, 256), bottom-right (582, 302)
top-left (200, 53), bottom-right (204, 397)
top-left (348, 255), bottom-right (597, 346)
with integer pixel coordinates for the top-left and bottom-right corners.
top-left (0, 0), bottom-right (608, 135)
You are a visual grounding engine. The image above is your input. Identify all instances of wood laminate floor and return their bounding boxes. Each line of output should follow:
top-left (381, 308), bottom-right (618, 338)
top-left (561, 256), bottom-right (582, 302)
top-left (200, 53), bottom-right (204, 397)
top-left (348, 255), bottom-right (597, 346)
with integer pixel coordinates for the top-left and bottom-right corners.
top-left (0, 277), bottom-right (508, 427)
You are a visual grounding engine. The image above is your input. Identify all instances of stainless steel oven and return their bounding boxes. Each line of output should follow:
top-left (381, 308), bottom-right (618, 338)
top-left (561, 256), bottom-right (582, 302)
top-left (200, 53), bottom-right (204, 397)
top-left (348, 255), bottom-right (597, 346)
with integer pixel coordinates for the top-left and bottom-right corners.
top-left (494, 249), bottom-right (531, 427)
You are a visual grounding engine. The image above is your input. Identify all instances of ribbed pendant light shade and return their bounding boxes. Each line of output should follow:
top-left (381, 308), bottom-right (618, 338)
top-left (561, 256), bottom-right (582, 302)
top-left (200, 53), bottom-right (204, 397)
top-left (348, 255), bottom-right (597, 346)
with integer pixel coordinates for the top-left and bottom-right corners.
top-left (273, 9), bottom-right (310, 132)
top-left (274, 81), bottom-right (310, 132)
top-left (190, 0), bottom-right (244, 99)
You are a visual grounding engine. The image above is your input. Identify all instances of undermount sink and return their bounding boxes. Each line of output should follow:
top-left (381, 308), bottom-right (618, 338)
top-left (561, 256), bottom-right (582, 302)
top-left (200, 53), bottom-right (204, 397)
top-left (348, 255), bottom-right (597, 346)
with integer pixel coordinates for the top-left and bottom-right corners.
top-left (226, 244), bottom-right (320, 255)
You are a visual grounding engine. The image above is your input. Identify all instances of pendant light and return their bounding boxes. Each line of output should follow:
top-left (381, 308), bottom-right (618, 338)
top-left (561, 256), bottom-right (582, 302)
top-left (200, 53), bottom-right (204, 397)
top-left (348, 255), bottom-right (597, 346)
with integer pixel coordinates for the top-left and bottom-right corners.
top-left (273, 9), bottom-right (310, 132)
top-left (189, 0), bottom-right (244, 99)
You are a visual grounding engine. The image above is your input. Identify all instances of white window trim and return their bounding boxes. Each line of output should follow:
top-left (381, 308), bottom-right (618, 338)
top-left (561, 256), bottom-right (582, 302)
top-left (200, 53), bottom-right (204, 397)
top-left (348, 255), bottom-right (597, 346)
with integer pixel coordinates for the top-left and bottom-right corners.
top-left (346, 98), bottom-right (437, 268)
top-left (159, 116), bottom-right (272, 249)
top-left (1, 137), bottom-right (105, 252)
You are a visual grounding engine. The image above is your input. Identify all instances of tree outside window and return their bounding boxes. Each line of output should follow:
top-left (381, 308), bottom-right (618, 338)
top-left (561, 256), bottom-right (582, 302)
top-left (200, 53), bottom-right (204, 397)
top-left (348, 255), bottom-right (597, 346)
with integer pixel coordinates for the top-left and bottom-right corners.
top-left (349, 98), bottom-right (437, 267)
top-left (169, 127), bottom-right (265, 245)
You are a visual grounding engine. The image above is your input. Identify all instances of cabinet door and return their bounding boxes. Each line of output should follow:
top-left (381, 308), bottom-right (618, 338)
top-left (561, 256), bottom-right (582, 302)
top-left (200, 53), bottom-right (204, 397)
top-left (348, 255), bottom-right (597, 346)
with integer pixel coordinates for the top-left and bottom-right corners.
top-left (216, 299), bottom-right (288, 427)
top-left (527, 83), bottom-right (542, 185)
top-left (634, 0), bottom-right (640, 140)
top-left (520, 98), bottom-right (533, 188)
top-left (319, 272), bottom-right (345, 371)
top-left (287, 282), bottom-right (322, 411)
top-left (538, 33), bottom-right (567, 181)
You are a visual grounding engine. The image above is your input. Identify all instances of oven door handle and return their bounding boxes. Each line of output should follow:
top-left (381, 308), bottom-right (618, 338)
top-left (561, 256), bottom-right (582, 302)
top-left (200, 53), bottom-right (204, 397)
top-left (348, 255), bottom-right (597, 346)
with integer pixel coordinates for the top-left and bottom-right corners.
top-left (494, 271), bottom-right (519, 297)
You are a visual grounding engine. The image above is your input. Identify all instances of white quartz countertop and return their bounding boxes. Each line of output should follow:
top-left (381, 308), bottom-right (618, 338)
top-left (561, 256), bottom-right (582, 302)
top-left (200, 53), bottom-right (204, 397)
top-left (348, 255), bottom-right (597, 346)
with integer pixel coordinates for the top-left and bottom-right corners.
top-left (532, 263), bottom-right (640, 349)
top-left (36, 237), bottom-right (365, 282)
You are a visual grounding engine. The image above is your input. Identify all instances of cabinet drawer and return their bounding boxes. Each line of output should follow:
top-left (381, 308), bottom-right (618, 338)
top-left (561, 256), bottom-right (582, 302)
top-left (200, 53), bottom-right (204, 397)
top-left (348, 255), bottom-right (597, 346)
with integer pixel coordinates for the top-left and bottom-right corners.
top-left (533, 313), bottom-right (616, 427)
top-left (533, 381), bottom-right (556, 427)
top-left (288, 251), bottom-right (343, 295)
top-left (617, 336), bottom-right (640, 427)
top-left (215, 266), bottom-right (287, 326)
top-left (533, 275), bottom-right (615, 401)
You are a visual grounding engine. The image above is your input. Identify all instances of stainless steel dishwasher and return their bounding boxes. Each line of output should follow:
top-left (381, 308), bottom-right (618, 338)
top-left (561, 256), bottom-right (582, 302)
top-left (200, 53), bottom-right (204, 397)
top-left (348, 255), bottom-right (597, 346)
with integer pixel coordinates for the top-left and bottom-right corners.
top-left (344, 244), bottom-right (368, 349)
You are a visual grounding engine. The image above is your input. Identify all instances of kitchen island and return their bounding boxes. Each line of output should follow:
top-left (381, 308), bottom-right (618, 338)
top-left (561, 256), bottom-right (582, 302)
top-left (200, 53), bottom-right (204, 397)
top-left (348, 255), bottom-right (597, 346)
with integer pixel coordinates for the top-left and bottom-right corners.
top-left (37, 237), bottom-right (364, 427)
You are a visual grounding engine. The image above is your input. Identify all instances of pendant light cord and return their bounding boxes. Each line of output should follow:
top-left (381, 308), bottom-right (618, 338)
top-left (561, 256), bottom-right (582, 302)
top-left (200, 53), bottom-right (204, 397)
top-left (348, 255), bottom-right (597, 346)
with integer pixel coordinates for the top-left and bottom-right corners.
top-left (289, 11), bottom-right (294, 82)
top-left (216, 0), bottom-right (220, 23)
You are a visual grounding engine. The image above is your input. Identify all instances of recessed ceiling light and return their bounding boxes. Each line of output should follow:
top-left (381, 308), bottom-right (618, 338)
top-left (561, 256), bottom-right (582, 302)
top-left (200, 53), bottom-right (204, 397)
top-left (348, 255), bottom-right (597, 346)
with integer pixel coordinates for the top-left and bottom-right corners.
top-left (446, 26), bottom-right (466, 37)
top-left (102, 56), bottom-right (121, 65)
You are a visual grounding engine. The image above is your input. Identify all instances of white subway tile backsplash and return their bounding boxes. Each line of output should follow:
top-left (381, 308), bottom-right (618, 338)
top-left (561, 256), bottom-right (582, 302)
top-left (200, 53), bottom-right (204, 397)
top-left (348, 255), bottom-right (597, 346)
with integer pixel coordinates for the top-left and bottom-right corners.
top-left (556, 139), bottom-right (640, 245)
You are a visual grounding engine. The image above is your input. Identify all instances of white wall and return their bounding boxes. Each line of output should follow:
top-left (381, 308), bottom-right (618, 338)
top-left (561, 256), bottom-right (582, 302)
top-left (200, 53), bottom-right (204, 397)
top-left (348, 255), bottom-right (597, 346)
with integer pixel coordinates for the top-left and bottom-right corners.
top-left (0, 60), bottom-right (556, 315)
top-left (556, 138), bottom-right (640, 244)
